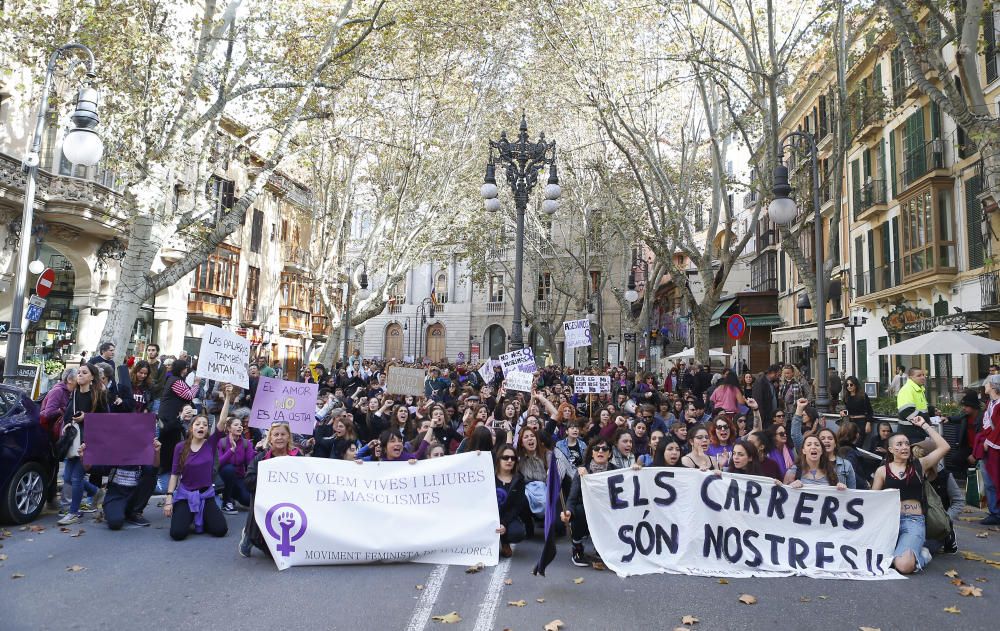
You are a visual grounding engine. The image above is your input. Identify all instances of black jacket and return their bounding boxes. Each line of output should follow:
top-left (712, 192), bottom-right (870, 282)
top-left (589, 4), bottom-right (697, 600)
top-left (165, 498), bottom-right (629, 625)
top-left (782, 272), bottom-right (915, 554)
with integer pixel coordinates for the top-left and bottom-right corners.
top-left (751, 374), bottom-right (778, 425)
top-left (497, 473), bottom-right (528, 529)
top-left (567, 462), bottom-right (619, 520)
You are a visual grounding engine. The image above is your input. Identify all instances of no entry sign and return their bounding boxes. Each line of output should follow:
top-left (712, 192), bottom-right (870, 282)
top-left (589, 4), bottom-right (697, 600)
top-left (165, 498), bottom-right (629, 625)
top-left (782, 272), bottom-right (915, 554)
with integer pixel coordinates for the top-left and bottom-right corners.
top-left (726, 314), bottom-right (746, 339)
top-left (35, 268), bottom-right (56, 298)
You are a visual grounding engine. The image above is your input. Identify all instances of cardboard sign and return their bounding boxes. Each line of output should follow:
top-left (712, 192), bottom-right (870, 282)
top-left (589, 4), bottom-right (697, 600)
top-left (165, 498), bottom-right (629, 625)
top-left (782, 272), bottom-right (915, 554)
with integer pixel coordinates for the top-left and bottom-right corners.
top-left (574, 375), bottom-right (611, 394)
top-left (385, 366), bottom-right (426, 396)
top-left (197, 325), bottom-right (251, 388)
top-left (477, 358), bottom-right (495, 384)
top-left (249, 377), bottom-right (319, 435)
top-left (498, 348), bottom-right (536, 375)
top-left (504, 370), bottom-right (535, 392)
top-left (3, 364), bottom-right (40, 399)
top-left (82, 413), bottom-right (156, 466)
top-left (563, 319), bottom-right (592, 349)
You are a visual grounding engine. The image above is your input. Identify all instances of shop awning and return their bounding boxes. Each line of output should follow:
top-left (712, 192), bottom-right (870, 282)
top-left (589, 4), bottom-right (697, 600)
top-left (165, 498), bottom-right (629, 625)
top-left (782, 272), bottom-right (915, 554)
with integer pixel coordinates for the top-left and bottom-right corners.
top-left (744, 315), bottom-right (783, 327)
top-left (770, 323), bottom-right (845, 344)
top-left (709, 298), bottom-right (737, 326)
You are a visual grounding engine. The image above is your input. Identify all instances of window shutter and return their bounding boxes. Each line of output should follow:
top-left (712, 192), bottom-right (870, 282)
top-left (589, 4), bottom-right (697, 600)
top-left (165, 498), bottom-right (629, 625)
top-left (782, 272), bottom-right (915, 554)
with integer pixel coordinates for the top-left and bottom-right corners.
top-left (986, 11), bottom-right (998, 83)
top-left (967, 173), bottom-right (985, 269)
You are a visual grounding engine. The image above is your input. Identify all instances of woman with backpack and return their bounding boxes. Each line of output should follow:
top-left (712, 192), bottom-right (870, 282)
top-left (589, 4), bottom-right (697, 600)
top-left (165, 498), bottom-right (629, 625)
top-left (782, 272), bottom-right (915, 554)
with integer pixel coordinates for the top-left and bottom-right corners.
top-left (871, 414), bottom-right (950, 574)
top-left (56, 364), bottom-right (110, 526)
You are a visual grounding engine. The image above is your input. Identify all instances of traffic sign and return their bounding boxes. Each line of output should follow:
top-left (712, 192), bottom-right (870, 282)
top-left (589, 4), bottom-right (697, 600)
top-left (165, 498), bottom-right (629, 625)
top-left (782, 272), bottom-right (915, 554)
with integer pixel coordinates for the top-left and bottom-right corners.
top-left (726, 314), bottom-right (746, 339)
top-left (26, 304), bottom-right (44, 322)
top-left (28, 295), bottom-right (46, 309)
top-left (0, 321), bottom-right (8, 336)
top-left (35, 267), bottom-right (56, 298)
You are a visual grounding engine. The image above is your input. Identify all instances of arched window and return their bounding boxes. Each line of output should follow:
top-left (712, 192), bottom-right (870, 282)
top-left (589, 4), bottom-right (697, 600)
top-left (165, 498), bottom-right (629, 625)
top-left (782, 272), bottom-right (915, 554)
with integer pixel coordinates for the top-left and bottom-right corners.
top-left (435, 271), bottom-right (448, 303)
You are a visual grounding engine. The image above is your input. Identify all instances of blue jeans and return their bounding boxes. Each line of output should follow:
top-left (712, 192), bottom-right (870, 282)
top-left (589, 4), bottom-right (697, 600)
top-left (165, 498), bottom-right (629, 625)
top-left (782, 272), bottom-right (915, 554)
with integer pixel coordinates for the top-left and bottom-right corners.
top-left (982, 461), bottom-right (1000, 517)
top-left (64, 458), bottom-right (97, 514)
top-left (894, 514), bottom-right (927, 571)
top-left (219, 464), bottom-right (252, 506)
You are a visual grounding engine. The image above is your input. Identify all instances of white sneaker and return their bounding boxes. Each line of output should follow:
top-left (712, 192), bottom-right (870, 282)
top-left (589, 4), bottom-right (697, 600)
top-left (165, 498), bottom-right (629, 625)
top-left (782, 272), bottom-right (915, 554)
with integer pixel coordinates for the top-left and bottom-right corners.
top-left (920, 546), bottom-right (932, 567)
top-left (57, 513), bottom-right (80, 526)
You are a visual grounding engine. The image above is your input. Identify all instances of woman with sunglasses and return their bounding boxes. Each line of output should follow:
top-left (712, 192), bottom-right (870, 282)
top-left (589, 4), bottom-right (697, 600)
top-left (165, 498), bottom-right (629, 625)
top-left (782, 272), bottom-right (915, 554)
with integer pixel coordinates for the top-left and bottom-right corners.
top-left (238, 419), bottom-right (304, 557)
top-left (495, 445), bottom-right (528, 558)
top-left (561, 437), bottom-right (618, 567)
top-left (707, 415), bottom-right (737, 466)
top-left (765, 423), bottom-right (795, 479)
top-left (681, 425), bottom-right (719, 471)
top-left (842, 376), bottom-right (875, 438)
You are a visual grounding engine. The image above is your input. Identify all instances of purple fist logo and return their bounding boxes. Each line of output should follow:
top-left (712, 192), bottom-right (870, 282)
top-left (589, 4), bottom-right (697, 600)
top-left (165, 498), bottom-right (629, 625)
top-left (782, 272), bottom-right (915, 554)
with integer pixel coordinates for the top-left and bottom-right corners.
top-left (264, 502), bottom-right (308, 557)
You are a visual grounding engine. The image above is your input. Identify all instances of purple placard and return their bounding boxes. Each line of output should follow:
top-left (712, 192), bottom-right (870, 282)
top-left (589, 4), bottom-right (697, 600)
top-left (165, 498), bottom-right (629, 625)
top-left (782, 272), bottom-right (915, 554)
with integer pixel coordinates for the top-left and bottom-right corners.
top-left (248, 377), bottom-right (318, 435)
top-left (81, 413), bottom-right (156, 466)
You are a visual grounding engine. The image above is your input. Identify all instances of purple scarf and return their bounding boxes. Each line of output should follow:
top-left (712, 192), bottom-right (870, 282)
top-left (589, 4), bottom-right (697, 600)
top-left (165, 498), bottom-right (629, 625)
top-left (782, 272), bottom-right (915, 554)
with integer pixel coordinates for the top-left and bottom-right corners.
top-left (173, 484), bottom-right (216, 533)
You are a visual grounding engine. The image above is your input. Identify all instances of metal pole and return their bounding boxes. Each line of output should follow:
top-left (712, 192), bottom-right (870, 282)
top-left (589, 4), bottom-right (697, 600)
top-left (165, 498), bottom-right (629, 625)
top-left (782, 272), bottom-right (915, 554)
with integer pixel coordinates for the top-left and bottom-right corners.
top-left (341, 264), bottom-right (352, 366)
top-left (810, 138), bottom-right (830, 414)
top-left (511, 193), bottom-right (526, 350)
top-left (850, 324), bottom-right (857, 378)
top-left (5, 44), bottom-right (96, 380)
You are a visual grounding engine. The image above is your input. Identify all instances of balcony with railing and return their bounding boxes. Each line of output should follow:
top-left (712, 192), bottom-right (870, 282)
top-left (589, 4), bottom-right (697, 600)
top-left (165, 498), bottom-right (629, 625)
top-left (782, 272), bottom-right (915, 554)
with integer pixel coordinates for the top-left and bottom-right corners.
top-left (981, 271), bottom-right (1000, 309)
top-left (853, 179), bottom-right (888, 221)
top-left (854, 260), bottom-right (901, 299)
top-left (487, 301), bottom-right (504, 314)
top-left (898, 137), bottom-right (948, 192)
top-left (488, 246), bottom-right (510, 261)
top-left (534, 299), bottom-right (550, 314)
top-left (282, 244), bottom-right (309, 271)
top-left (312, 315), bottom-right (330, 337)
top-left (387, 294), bottom-right (406, 314)
top-left (279, 307), bottom-right (310, 334)
top-left (241, 304), bottom-right (259, 325)
top-left (854, 98), bottom-right (887, 142)
top-left (742, 190), bottom-right (759, 209)
top-left (188, 292), bottom-right (233, 321)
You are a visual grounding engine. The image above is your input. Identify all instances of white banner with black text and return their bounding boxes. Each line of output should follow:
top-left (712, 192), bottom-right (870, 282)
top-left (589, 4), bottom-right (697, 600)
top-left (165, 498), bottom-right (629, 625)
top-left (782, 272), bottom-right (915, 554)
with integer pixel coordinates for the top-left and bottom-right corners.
top-left (581, 468), bottom-right (902, 580)
top-left (254, 452), bottom-right (500, 570)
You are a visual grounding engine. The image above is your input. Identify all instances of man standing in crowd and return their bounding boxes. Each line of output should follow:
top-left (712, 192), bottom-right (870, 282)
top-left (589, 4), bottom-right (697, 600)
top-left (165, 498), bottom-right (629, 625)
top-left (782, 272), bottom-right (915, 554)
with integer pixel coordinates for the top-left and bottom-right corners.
top-left (752, 363), bottom-right (781, 425)
top-left (778, 363), bottom-right (811, 416)
top-left (897, 367), bottom-right (930, 419)
top-left (889, 365), bottom-right (907, 396)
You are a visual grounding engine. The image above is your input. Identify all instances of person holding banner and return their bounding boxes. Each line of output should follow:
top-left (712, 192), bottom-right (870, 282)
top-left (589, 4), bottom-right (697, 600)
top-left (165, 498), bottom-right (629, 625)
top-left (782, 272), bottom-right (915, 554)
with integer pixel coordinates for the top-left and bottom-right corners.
top-left (163, 392), bottom-right (230, 541)
top-left (561, 436), bottom-right (619, 567)
top-left (239, 420), bottom-right (304, 557)
top-left (495, 445), bottom-right (529, 558)
top-left (103, 438), bottom-right (161, 530)
top-left (681, 425), bottom-right (719, 471)
top-left (377, 425), bottom-right (434, 462)
top-left (650, 436), bottom-right (683, 467)
top-left (723, 439), bottom-right (763, 476)
top-left (872, 414), bottom-right (951, 574)
top-left (218, 413), bottom-right (256, 514)
top-left (817, 427), bottom-right (859, 489)
top-left (784, 435), bottom-right (845, 489)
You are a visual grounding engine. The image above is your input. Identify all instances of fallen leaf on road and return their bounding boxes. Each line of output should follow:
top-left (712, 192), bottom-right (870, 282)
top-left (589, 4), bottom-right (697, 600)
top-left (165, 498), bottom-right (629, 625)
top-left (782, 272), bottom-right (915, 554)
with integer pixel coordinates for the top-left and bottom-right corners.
top-left (70, 529), bottom-right (84, 538)
top-left (66, 565), bottom-right (85, 573)
top-left (943, 606), bottom-right (961, 614)
top-left (962, 552), bottom-right (986, 561)
top-left (0, 553), bottom-right (6, 562)
top-left (431, 612), bottom-right (461, 624)
top-left (799, 597), bottom-right (811, 603)
top-left (738, 594), bottom-right (757, 605)
top-left (681, 614), bottom-right (700, 625)
top-left (543, 620), bottom-right (564, 631)
top-left (507, 600), bottom-right (527, 607)
top-left (536, 598), bottom-right (545, 603)
top-left (28, 525), bottom-right (44, 533)
top-left (957, 516), bottom-right (980, 522)
top-left (573, 577), bottom-right (584, 584)
top-left (465, 563), bottom-right (484, 574)
top-left (958, 585), bottom-right (983, 597)
top-left (817, 595), bottom-right (829, 600)
top-left (950, 579), bottom-right (966, 586)
top-left (591, 560), bottom-right (606, 571)
top-left (59, 527), bottom-right (70, 533)
top-left (976, 532), bottom-right (989, 538)
top-left (504, 578), bottom-right (512, 586)
top-left (0, 529), bottom-right (12, 538)
top-left (415, 584), bottom-right (424, 591)
top-left (944, 569), bottom-right (959, 578)
top-left (18, 526), bottom-right (27, 531)
top-left (858, 627), bottom-right (881, 631)
top-left (717, 578), bottom-right (729, 584)
top-left (11, 573), bottom-right (24, 579)
top-left (975, 577), bottom-right (988, 583)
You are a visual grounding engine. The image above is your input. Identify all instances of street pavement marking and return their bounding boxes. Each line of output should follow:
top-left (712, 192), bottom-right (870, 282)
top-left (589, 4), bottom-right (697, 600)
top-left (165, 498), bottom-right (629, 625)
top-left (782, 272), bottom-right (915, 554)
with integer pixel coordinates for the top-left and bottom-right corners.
top-left (472, 555), bottom-right (513, 631)
top-left (406, 564), bottom-right (449, 631)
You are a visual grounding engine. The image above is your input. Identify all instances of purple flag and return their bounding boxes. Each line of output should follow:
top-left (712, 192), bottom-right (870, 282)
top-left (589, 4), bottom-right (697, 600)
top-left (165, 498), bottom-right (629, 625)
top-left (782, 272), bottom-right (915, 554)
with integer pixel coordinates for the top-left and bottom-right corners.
top-left (532, 450), bottom-right (561, 576)
top-left (82, 413), bottom-right (156, 466)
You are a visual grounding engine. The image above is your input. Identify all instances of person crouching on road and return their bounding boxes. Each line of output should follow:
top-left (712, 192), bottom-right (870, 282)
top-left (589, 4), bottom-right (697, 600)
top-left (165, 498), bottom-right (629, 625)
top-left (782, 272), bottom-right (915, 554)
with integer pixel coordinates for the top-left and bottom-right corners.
top-left (561, 437), bottom-right (620, 567)
top-left (163, 388), bottom-right (230, 541)
top-left (218, 413), bottom-right (255, 515)
top-left (238, 420), bottom-right (303, 557)
top-left (495, 445), bottom-right (528, 559)
top-left (104, 438), bottom-right (161, 530)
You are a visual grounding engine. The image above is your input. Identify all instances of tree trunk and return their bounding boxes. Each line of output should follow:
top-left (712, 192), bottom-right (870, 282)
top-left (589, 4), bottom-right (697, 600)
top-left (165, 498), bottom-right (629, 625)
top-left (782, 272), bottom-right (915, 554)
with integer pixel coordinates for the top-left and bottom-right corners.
top-left (690, 306), bottom-right (711, 366)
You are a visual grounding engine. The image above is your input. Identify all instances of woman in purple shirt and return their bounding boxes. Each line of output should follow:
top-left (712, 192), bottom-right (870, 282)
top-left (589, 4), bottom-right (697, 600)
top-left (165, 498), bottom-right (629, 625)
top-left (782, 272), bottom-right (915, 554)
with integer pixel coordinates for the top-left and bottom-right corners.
top-left (163, 393), bottom-right (229, 541)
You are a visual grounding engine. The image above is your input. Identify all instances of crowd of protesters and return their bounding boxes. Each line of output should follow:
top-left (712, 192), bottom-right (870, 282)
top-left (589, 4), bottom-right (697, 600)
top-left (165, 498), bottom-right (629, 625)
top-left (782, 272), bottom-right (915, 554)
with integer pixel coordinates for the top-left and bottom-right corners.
top-left (34, 342), bottom-right (1000, 576)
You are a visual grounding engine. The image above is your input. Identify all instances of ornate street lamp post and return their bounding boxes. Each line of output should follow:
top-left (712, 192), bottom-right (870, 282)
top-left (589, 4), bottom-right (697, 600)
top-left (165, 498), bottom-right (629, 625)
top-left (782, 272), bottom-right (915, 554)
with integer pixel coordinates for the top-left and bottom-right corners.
top-left (481, 114), bottom-right (559, 350)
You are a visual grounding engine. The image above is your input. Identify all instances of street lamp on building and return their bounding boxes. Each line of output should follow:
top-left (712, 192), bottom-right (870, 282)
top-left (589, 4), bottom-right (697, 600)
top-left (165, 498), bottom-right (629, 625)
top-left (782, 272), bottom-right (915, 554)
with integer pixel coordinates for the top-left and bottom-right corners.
top-left (624, 257), bottom-right (649, 373)
top-left (768, 131), bottom-right (830, 413)
top-left (415, 298), bottom-right (434, 361)
top-left (4, 43), bottom-right (103, 380)
top-left (341, 261), bottom-right (370, 365)
top-left (481, 113), bottom-right (559, 350)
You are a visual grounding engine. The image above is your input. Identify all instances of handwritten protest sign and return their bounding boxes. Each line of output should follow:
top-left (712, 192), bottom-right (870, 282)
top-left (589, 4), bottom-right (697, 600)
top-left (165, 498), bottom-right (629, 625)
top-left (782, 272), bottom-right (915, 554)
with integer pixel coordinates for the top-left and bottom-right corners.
top-left (253, 452), bottom-right (499, 571)
top-left (497, 348), bottom-right (536, 375)
top-left (477, 358), bottom-right (495, 384)
top-left (249, 377), bottom-right (318, 435)
top-left (504, 370), bottom-right (534, 392)
top-left (197, 324), bottom-right (250, 388)
top-left (385, 366), bottom-right (426, 396)
top-left (563, 319), bottom-right (592, 349)
top-left (582, 468), bottom-right (901, 580)
top-left (574, 375), bottom-right (611, 394)
top-left (82, 413), bottom-right (156, 466)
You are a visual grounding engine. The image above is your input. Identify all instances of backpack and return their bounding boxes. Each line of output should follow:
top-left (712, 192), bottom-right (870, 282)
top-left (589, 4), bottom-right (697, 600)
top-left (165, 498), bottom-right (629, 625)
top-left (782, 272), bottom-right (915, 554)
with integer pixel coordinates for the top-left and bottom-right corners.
top-left (917, 467), bottom-right (951, 541)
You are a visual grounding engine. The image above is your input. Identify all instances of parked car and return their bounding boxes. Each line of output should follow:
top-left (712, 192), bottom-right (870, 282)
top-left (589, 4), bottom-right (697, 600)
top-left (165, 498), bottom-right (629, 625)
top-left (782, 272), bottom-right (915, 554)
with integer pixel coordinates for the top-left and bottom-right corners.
top-left (0, 383), bottom-right (54, 524)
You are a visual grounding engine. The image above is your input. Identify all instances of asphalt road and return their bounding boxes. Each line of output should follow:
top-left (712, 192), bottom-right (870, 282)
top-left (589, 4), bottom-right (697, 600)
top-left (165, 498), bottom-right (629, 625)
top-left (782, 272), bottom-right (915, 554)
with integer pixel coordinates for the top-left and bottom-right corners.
top-left (1, 501), bottom-right (997, 631)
